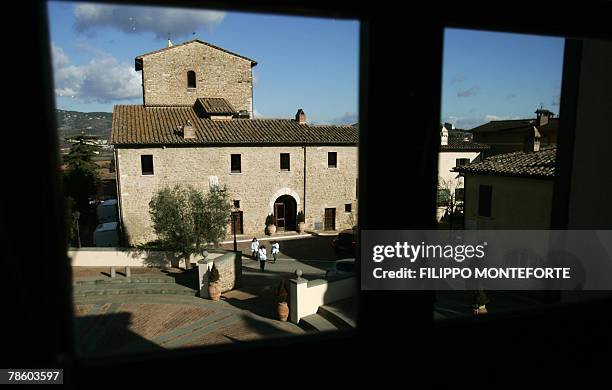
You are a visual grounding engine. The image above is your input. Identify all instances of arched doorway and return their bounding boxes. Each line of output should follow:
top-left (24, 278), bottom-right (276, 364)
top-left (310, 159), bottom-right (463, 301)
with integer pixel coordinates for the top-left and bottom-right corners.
top-left (274, 195), bottom-right (297, 231)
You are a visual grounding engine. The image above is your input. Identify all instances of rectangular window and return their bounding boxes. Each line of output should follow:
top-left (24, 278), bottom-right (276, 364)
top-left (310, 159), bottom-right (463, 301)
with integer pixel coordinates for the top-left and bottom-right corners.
top-left (280, 153), bottom-right (290, 171)
top-left (233, 200), bottom-right (240, 209)
top-left (478, 185), bottom-right (492, 217)
top-left (141, 155), bottom-right (154, 175)
top-left (345, 203), bottom-right (352, 213)
top-left (231, 154), bottom-right (241, 173)
top-left (456, 158), bottom-right (470, 167)
top-left (328, 152), bottom-right (337, 168)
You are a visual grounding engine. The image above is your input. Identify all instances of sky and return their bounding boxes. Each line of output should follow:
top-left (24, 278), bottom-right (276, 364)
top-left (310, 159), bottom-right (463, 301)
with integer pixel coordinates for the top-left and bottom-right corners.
top-left (47, 3), bottom-right (565, 128)
top-left (441, 28), bottom-right (565, 129)
top-left (47, 2), bottom-right (360, 124)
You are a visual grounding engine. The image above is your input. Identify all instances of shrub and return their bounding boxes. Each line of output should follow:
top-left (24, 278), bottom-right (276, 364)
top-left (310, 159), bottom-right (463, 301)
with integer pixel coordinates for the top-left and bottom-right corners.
top-left (265, 214), bottom-right (275, 226)
top-left (297, 210), bottom-right (305, 223)
top-left (209, 263), bottom-right (220, 283)
top-left (277, 280), bottom-right (288, 303)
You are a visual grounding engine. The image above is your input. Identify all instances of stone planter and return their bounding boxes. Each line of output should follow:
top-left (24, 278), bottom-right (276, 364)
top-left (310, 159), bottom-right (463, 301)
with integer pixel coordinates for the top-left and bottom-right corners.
top-left (297, 222), bottom-right (305, 234)
top-left (267, 224), bottom-right (277, 236)
top-left (208, 281), bottom-right (221, 301)
top-left (277, 302), bottom-right (289, 321)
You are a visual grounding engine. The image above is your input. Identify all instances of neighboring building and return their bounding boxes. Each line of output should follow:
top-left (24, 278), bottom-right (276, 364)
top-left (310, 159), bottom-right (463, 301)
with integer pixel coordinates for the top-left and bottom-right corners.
top-left (470, 109), bottom-right (558, 157)
top-left (111, 40), bottom-right (358, 245)
top-left (437, 123), bottom-right (490, 222)
top-left (453, 146), bottom-right (556, 229)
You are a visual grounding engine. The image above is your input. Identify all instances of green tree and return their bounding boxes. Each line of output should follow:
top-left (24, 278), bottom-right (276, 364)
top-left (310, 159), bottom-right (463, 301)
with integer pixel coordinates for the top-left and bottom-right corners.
top-left (149, 184), bottom-right (232, 269)
top-left (62, 136), bottom-right (100, 213)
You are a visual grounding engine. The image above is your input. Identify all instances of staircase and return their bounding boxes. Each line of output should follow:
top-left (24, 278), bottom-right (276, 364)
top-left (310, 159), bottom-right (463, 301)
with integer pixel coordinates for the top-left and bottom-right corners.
top-left (72, 274), bottom-right (198, 298)
top-left (299, 297), bottom-right (356, 331)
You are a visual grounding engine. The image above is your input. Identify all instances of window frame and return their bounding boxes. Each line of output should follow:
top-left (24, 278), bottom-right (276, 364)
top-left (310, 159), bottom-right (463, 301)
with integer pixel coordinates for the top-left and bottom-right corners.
top-left (140, 154), bottom-right (154, 176)
top-left (187, 70), bottom-right (196, 89)
top-left (328, 151), bottom-right (338, 169)
top-left (280, 153), bottom-right (290, 171)
top-left (230, 153), bottom-right (242, 174)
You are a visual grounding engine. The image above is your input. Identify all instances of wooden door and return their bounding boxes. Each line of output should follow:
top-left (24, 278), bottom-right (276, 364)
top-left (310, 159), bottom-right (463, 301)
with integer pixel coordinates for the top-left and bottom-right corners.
top-left (275, 203), bottom-right (285, 230)
top-left (324, 208), bottom-right (336, 231)
top-left (231, 211), bottom-right (243, 235)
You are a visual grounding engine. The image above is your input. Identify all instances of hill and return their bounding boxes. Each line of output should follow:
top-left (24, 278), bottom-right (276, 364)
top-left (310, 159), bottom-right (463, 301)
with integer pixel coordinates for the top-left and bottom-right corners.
top-left (56, 109), bottom-right (113, 143)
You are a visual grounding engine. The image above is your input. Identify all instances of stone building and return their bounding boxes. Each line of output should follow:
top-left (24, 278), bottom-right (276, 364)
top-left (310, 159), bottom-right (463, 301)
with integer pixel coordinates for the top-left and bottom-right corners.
top-left (111, 40), bottom-right (358, 245)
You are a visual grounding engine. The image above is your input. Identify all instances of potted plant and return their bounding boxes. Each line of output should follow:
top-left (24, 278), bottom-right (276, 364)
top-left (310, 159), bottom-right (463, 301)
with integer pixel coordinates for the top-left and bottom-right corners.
top-left (266, 213), bottom-right (276, 235)
top-left (277, 280), bottom-right (289, 321)
top-left (296, 210), bottom-right (306, 233)
top-left (208, 263), bottom-right (221, 301)
top-left (472, 289), bottom-right (489, 315)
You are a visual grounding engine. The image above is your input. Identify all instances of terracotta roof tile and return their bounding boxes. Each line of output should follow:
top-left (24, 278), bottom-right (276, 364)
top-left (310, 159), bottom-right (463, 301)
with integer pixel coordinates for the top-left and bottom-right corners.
top-left (453, 146), bottom-right (556, 178)
top-left (111, 105), bottom-right (357, 146)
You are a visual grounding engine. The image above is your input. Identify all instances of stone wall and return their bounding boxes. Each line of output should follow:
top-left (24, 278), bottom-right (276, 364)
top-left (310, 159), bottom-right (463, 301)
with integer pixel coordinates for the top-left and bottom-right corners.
top-left (115, 145), bottom-right (358, 245)
top-left (141, 41), bottom-right (254, 116)
top-left (198, 251), bottom-right (242, 298)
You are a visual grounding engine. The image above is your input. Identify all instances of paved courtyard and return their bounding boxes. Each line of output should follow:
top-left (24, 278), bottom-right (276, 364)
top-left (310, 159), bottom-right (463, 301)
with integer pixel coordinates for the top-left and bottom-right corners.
top-left (72, 235), bottom-right (343, 356)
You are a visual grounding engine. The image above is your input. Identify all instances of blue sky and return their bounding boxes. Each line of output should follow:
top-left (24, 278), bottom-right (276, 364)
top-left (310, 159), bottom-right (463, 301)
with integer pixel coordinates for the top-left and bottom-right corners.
top-left (441, 28), bottom-right (564, 129)
top-left (47, 3), bottom-right (564, 128)
top-left (47, 2), bottom-right (360, 124)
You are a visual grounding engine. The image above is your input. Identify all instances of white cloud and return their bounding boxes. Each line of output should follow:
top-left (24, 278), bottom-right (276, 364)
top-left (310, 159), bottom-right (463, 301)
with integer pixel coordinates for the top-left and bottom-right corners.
top-left (329, 112), bottom-right (358, 125)
top-left (51, 43), bottom-right (141, 103)
top-left (73, 3), bottom-right (226, 40)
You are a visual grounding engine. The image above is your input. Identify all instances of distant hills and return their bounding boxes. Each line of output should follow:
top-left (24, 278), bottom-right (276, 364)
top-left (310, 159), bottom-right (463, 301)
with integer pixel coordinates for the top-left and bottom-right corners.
top-left (56, 109), bottom-right (112, 145)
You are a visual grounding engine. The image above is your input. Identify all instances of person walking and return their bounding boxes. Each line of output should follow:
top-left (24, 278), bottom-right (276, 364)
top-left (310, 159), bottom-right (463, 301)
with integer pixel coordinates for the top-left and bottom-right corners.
top-left (271, 241), bottom-right (280, 263)
top-left (251, 237), bottom-right (259, 259)
top-left (258, 245), bottom-right (267, 271)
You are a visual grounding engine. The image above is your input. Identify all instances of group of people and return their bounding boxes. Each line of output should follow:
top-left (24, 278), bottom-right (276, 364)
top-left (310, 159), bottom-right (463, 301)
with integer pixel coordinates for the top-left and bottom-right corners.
top-left (251, 238), bottom-right (280, 271)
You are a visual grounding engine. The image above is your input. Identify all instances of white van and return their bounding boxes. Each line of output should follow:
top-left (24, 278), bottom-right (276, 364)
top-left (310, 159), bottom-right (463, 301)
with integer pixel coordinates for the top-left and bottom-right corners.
top-left (93, 222), bottom-right (119, 247)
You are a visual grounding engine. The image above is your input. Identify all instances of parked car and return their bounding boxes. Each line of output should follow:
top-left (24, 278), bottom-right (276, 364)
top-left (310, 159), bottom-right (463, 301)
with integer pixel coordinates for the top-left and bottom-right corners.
top-left (331, 229), bottom-right (357, 256)
top-left (326, 258), bottom-right (356, 278)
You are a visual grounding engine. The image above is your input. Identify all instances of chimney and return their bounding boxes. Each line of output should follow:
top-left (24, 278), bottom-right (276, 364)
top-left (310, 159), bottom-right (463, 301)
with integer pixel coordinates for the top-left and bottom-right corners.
top-left (535, 108), bottom-right (554, 127)
top-left (524, 126), bottom-right (541, 153)
top-left (295, 109), bottom-right (306, 124)
top-left (440, 125), bottom-right (449, 146)
top-left (182, 120), bottom-right (195, 139)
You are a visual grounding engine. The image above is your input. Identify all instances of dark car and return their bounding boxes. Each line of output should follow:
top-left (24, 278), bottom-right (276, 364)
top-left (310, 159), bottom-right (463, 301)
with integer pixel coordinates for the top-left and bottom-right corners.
top-left (331, 229), bottom-right (357, 256)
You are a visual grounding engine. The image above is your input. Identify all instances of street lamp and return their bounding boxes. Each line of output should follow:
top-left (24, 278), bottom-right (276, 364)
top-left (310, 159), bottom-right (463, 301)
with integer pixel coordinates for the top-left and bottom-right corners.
top-left (232, 212), bottom-right (237, 252)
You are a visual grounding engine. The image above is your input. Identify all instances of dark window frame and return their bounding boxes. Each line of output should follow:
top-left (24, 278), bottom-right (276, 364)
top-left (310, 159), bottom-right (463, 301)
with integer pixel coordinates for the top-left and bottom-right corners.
top-left (280, 153), bottom-right (290, 171)
top-left (345, 203), bottom-right (352, 213)
top-left (24, 0), bottom-right (612, 378)
top-left (141, 155), bottom-right (154, 175)
top-left (478, 184), bottom-right (492, 217)
top-left (328, 151), bottom-right (338, 168)
top-left (230, 154), bottom-right (241, 173)
top-left (187, 70), bottom-right (196, 88)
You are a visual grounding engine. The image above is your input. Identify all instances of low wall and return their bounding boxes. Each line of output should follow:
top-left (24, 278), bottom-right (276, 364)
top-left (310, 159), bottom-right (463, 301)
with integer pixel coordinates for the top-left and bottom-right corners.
top-left (198, 251), bottom-right (242, 298)
top-left (68, 248), bottom-right (223, 268)
top-left (289, 275), bottom-right (356, 323)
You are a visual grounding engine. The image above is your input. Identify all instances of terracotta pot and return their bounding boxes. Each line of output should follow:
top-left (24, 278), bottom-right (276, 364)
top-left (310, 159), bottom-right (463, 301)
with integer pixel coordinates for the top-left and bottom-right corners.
top-left (267, 224), bottom-right (277, 235)
top-left (208, 282), bottom-right (221, 301)
top-left (297, 222), bottom-right (305, 234)
top-left (277, 302), bottom-right (289, 321)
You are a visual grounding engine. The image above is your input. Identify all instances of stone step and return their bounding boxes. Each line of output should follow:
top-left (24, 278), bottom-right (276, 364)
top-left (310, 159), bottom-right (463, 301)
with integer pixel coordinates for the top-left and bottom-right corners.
top-left (74, 277), bottom-right (178, 286)
top-left (73, 283), bottom-right (197, 298)
top-left (298, 314), bottom-right (338, 332)
top-left (317, 304), bottom-right (356, 330)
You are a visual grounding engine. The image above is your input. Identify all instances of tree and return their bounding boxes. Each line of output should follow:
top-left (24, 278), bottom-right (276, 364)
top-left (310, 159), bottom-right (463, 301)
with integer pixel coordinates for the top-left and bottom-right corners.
top-left (62, 135), bottom-right (100, 214)
top-left (149, 184), bottom-right (232, 269)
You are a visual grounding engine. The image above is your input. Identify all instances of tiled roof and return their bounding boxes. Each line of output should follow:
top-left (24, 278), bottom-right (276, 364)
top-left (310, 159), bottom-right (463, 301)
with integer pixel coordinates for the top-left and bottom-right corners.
top-left (135, 39), bottom-right (257, 69)
top-left (453, 146), bottom-right (556, 178)
top-left (470, 118), bottom-right (559, 134)
top-left (196, 98), bottom-right (237, 115)
top-left (440, 139), bottom-right (490, 151)
top-left (111, 105), bottom-right (357, 146)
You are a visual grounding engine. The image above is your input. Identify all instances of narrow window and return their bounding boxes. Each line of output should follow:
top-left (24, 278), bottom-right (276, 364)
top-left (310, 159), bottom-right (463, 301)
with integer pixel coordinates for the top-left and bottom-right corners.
top-left (456, 158), bottom-right (470, 167)
top-left (187, 70), bottom-right (196, 88)
top-left (280, 153), bottom-right (290, 171)
top-left (231, 154), bottom-right (241, 173)
top-left (478, 185), bottom-right (492, 217)
top-left (233, 200), bottom-right (240, 209)
top-left (345, 203), bottom-right (352, 213)
top-left (141, 155), bottom-right (154, 175)
top-left (328, 152), bottom-right (337, 168)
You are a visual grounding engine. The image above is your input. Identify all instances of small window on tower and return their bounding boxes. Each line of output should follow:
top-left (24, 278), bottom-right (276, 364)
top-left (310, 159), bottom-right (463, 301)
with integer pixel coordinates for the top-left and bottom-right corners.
top-left (187, 71), bottom-right (196, 88)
